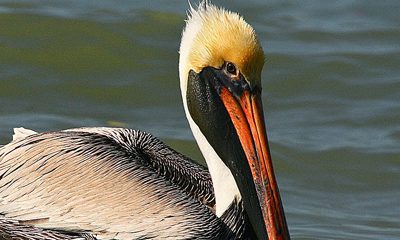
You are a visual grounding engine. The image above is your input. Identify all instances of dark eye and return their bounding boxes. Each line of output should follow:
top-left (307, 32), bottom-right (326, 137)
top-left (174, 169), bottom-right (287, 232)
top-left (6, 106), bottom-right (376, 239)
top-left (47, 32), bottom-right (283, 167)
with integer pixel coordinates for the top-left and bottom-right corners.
top-left (226, 62), bottom-right (237, 75)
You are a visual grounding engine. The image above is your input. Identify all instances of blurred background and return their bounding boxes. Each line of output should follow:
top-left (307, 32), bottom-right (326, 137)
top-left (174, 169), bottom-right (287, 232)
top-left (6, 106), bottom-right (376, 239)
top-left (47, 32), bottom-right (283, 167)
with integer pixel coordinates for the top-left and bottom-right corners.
top-left (0, 0), bottom-right (399, 239)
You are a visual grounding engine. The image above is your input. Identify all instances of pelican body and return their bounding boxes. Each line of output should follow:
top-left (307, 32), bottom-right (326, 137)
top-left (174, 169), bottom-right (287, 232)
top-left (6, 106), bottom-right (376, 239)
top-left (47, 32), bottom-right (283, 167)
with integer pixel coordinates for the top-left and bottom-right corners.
top-left (0, 3), bottom-right (290, 240)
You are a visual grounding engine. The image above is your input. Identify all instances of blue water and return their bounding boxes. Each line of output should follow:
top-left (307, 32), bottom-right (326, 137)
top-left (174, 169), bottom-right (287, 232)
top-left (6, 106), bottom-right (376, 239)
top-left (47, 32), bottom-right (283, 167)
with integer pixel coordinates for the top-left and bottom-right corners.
top-left (0, 0), bottom-right (399, 239)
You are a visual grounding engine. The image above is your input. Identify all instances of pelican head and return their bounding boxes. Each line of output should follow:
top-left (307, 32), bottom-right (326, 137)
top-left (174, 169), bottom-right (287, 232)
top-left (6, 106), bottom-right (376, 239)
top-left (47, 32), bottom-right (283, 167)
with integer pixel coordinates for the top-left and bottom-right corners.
top-left (179, 2), bottom-right (290, 240)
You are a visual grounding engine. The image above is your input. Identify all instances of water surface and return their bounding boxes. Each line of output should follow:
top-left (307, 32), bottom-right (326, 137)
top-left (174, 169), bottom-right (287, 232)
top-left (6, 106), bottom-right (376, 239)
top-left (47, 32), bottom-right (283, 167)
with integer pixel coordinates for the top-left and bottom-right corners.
top-left (0, 0), bottom-right (399, 239)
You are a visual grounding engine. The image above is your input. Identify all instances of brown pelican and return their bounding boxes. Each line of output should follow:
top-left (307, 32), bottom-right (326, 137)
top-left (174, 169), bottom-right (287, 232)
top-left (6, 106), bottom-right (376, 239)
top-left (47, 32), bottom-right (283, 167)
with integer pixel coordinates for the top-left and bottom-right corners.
top-left (0, 2), bottom-right (290, 240)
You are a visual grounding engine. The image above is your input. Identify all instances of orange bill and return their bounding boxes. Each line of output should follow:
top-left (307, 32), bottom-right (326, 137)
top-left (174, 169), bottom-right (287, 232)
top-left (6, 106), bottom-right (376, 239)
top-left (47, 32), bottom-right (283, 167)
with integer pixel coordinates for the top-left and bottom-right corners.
top-left (219, 87), bottom-right (290, 240)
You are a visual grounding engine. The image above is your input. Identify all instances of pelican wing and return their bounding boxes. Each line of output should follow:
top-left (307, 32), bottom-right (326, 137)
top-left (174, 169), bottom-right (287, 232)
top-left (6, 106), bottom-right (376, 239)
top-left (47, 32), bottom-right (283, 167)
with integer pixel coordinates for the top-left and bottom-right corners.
top-left (0, 128), bottom-right (224, 239)
top-left (0, 218), bottom-right (93, 240)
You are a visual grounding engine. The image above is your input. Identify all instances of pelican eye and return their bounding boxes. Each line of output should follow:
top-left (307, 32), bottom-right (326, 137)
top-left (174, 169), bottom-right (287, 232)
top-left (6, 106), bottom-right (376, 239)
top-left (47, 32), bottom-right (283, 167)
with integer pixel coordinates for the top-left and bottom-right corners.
top-left (226, 62), bottom-right (237, 75)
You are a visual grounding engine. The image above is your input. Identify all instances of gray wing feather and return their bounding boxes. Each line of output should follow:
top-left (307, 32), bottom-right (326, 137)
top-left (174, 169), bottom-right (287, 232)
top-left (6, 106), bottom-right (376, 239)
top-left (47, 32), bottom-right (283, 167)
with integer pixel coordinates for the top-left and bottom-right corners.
top-left (0, 128), bottom-right (231, 239)
top-left (0, 218), bottom-right (93, 240)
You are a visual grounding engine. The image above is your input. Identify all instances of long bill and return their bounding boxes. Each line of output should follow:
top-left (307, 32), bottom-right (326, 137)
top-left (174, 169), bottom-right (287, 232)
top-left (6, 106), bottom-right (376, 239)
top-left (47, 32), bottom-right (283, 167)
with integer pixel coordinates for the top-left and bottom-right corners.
top-left (219, 85), bottom-right (290, 240)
